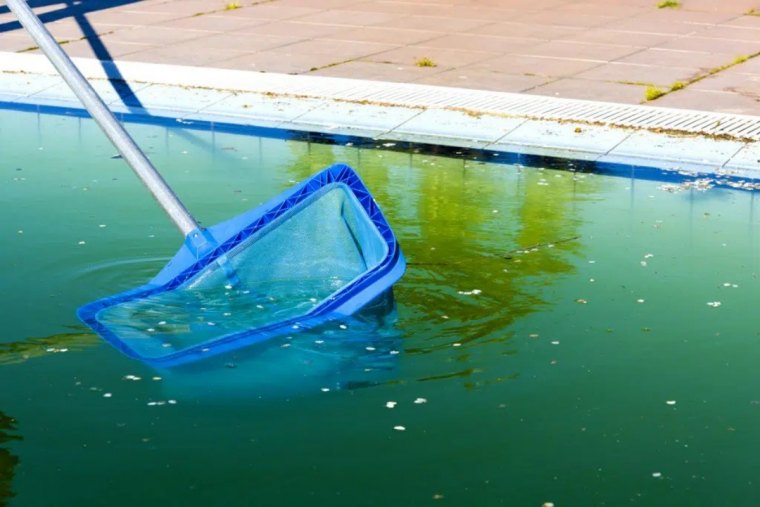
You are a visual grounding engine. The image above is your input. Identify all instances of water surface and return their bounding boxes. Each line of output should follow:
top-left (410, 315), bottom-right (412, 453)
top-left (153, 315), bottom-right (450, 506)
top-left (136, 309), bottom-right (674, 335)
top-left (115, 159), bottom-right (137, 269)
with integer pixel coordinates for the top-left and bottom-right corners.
top-left (2, 107), bottom-right (760, 506)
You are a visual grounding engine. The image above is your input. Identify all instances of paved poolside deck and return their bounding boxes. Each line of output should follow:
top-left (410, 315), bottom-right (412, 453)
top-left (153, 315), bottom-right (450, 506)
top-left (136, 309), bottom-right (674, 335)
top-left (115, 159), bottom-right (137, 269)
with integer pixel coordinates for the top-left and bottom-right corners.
top-left (0, 0), bottom-right (758, 115)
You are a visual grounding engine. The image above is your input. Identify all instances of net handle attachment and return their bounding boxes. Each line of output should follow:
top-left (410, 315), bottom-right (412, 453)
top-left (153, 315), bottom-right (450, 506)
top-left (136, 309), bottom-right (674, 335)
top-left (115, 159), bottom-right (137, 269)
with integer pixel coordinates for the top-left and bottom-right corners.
top-left (6, 0), bottom-right (200, 237)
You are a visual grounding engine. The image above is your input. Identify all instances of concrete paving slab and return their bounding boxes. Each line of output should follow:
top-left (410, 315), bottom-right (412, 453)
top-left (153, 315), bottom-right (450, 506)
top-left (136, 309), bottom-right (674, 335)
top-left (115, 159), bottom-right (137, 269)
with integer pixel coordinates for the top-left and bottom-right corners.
top-left (573, 63), bottom-right (701, 88)
top-left (652, 89), bottom-right (760, 115)
top-left (372, 14), bottom-right (491, 33)
top-left (215, 51), bottom-right (343, 74)
top-left (529, 78), bottom-right (646, 104)
top-left (38, 40), bottom-right (153, 60)
top-left (466, 54), bottom-right (603, 78)
top-left (616, 49), bottom-right (739, 71)
top-left (326, 27), bottom-right (441, 46)
top-left (519, 40), bottom-right (641, 61)
top-left (655, 36), bottom-right (760, 55)
top-left (363, 46), bottom-right (496, 68)
top-left (688, 70), bottom-right (760, 93)
top-left (471, 22), bottom-right (584, 41)
top-left (417, 33), bottom-right (540, 54)
top-left (412, 68), bottom-right (550, 93)
top-left (311, 61), bottom-right (444, 82)
top-left (561, 29), bottom-right (674, 47)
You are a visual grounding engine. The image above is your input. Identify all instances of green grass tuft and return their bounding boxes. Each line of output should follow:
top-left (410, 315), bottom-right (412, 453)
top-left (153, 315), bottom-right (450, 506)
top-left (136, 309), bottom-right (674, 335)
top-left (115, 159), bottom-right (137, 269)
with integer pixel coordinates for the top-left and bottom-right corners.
top-left (415, 57), bottom-right (438, 68)
top-left (657, 0), bottom-right (681, 8)
top-left (670, 81), bottom-right (685, 91)
top-left (225, 2), bottom-right (242, 10)
top-left (645, 86), bottom-right (666, 101)
top-left (733, 55), bottom-right (749, 65)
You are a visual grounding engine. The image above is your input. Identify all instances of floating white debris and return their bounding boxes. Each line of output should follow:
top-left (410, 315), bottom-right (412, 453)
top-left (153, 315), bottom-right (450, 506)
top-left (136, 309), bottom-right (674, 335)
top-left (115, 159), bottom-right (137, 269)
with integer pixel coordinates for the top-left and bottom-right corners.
top-left (152, 376), bottom-right (162, 381)
top-left (385, 401), bottom-right (397, 409)
top-left (78, 240), bottom-right (86, 245)
top-left (103, 393), bottom-right (112, 398)
top-left (644, 253), bottom-right (654, 259)
top-left (315, 340), bottom-right (324, 344)
top-left (366, 346), bottom-right (376, 351)
top-left (147, 328), bottom-right (155, 333)
top-left (452, 342), bottom-right (462, 347)
top-left (124, 375), bottom-right (141, 381)
top-left (414, 398), bottom-right (427, 404)
top-left (576, 298), bottom-right (588, 304)
top-left (390, 350), bottom-right (400, 355)
top-left (441, 315), bottom-right (449, 320)
top-left (98, 224), bottom-right (107, 228)
top-left (16, 230), bottom-right (23, 234)
top-left (666, 400), bottom-right (677, 406)
top-left (393, 425), bottom-right (406, 431)
top-left (168, 400), bottom-right (177, 405)
top-left (652, 472), bottom-right (662, 478)
top-left (706, 301), bottom-right (722, 308)
top-left (551, 341), bottom-right (560, 345)
top-left (640, 261), bottom-right (647, 267)
top-left (637, 299), bottom-right (645, 304)
top-left (158, 321), bottom-right (167, 325)
top-left (382, 142), bottom-right (396, 147)
top-left (339, 324), bottom-right (348, 330)
top-left (224, 284), bottom-right (233, 290)
top-left (457, 289), bottom-right (482, 296)
top-left (321, 387), bottom-right (330, 392)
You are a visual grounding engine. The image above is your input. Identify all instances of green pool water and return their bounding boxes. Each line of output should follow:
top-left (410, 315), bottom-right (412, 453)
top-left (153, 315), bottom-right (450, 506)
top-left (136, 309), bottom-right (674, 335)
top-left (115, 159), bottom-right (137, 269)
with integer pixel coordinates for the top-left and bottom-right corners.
top-left (2, 107), bottom-right (760, 507)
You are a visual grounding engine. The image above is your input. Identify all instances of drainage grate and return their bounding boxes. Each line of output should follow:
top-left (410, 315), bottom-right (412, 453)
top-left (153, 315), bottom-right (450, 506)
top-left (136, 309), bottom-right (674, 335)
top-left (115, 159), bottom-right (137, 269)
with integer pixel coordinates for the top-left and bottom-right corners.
top-left (252, 74), bottom-right (760, 141)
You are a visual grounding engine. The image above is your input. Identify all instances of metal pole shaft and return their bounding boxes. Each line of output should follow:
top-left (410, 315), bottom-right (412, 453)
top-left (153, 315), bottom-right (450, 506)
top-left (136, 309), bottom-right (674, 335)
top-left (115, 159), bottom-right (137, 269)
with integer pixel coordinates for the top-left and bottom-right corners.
top-left (6, 0), bottom-right (199, 236)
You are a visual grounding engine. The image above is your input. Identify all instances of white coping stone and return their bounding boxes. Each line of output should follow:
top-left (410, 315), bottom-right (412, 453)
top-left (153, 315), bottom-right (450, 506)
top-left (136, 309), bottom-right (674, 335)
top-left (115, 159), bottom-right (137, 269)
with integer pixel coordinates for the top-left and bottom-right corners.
top-left (285, 101), bottom-right (423, 138)
top-left (599, 130), bottom-right (746, 172)
top-left (493, 120), bottom-right (632, 158)
top-left (386, 108), bottom-right (525, 147)
top-left (724, 142), bottom-right (760, 172)
top-left (187, 92), bottom-right (326, 128)
top-left (0, 72), bottom-right (61, 101)
top-left (0, 52), bottom-right (757, 175)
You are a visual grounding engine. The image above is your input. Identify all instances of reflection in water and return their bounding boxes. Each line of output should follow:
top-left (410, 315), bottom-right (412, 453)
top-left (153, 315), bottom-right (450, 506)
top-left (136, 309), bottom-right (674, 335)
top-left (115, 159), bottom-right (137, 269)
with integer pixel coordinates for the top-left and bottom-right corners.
top-left (0, 411), bottom-right (20, 507)
top-left (277, 140), bottom-right (603, 387)
top-left (0, 330), bottom-right (98, 366)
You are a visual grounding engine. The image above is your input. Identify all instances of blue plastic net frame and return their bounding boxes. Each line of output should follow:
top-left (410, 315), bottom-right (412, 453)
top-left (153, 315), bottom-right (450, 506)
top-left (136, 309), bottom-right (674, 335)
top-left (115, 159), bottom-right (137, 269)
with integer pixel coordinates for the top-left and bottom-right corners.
top-left (77, 164), bottom-right (406, 367)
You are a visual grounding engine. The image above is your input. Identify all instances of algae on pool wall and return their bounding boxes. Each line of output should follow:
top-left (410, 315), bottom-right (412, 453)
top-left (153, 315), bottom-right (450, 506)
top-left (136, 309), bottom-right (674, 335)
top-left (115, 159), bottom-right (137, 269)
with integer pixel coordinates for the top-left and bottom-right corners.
top-left (0, 410), bottom-right (20, 507)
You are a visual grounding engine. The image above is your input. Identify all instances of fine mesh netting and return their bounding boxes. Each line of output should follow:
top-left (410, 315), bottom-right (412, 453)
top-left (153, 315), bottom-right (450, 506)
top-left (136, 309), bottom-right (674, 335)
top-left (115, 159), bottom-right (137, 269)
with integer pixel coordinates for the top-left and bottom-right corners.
top-left (95, 184), bottom-right (388, 359)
